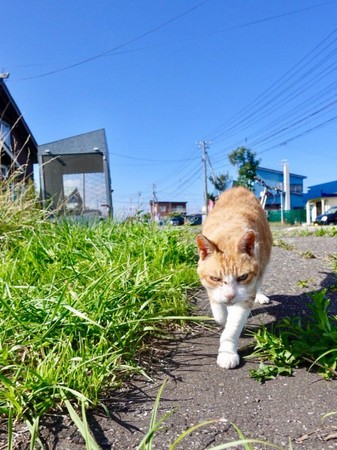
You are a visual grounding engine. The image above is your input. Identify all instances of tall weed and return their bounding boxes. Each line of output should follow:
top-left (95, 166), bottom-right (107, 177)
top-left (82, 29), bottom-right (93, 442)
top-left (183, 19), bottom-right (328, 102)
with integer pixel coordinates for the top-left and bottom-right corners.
top-left (0, 180), bottom-right (200, 443)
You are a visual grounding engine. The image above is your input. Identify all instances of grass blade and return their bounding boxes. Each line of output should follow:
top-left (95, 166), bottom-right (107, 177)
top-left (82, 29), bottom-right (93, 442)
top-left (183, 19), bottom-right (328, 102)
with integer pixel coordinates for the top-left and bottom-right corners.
top-left (135, 378), bottom-right (174, 450)
top-left (206, 439), bottom-right (283, 449)
top-left (7, 408), bottom-right (13, 450)
top-left (63, 398), bottom-right (100, 450)
top-left (169, 419), bottom-right (220, 450)
top-left (25, 416), bottom-right (44, 450)
top-left (62, 304), bottom-right (104, 329)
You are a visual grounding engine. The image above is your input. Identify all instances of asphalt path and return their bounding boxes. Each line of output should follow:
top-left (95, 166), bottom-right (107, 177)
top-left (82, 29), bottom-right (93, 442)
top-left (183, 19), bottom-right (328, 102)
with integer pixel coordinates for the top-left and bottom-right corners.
top-left (9, 232), bottom-right (337, 450)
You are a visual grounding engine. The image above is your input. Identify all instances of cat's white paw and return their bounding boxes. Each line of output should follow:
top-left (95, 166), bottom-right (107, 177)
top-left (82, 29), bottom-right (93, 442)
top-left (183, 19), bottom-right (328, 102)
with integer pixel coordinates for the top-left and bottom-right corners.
top-left (217, 351), bottom-right (240, 369)
top-left (255, 293), bottom-right (270, 304)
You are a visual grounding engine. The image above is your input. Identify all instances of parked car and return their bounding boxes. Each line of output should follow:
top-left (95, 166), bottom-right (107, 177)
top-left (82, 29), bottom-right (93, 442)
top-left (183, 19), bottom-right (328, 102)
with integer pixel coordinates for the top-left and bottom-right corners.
top-left (314, 206), bottom-right (337, 225)
top-left (185, 214), bottom-right (202, 226)
top-left (169, 216), bottom-right (185, 226)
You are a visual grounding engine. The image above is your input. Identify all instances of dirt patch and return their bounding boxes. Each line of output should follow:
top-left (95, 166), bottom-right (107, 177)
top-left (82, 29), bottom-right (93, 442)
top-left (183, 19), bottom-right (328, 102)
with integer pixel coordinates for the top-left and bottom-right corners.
top-left (4, 235), bottom-right (337, 449)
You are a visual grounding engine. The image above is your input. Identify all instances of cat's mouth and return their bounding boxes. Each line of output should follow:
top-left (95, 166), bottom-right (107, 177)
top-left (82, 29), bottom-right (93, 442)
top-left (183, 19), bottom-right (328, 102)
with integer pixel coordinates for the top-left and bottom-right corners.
top-left (224, 300), bottom-right (233, 306)
top-left (212, 296), bottom-right (236, 305)
top-left (212, 294), bottom-right (252, 305)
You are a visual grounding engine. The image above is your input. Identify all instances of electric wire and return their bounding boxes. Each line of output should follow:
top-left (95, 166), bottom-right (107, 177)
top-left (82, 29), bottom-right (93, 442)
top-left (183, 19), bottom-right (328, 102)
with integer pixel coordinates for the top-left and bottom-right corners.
top-left (110, 151), bottom-right (199, 163)
top-left (202, 24), bottom-right (337, 179)
top-left (17, 0), bottom-right (210, 81)
top-left (14, 1), bottom-right (337, 82)
top-left (258, 112), bottom-right (337, 155)
top-left (205, 27), bottom-right (337, 146)
top-left (154, 144), bottom-right (201, 189)
top-left (159, 160), bottom-right (202, 199)
top-left (210, 89), bottom-right (337, 165)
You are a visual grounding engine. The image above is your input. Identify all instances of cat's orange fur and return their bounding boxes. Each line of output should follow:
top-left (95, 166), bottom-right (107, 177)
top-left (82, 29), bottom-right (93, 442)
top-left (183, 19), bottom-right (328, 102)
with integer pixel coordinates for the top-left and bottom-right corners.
top-left (196, 186), bottom-right (272, 369)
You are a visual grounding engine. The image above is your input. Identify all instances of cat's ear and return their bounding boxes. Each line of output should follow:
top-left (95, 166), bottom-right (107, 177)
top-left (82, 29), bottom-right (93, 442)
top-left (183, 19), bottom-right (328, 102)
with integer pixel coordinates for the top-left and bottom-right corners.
top-left (239, 230), bottom-right (255, 256)
top-left (196, 234), bottom-right (217, 260)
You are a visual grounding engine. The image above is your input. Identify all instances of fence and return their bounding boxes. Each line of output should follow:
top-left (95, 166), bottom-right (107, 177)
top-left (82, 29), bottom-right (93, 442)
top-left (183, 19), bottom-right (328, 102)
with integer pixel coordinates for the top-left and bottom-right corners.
top-left (267, 209), bottom-right (306, 225)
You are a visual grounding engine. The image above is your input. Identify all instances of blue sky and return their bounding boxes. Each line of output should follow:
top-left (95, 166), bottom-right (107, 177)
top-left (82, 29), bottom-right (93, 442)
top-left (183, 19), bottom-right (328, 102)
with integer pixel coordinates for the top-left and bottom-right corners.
top-left (2, 0), bottom-right (337, 216)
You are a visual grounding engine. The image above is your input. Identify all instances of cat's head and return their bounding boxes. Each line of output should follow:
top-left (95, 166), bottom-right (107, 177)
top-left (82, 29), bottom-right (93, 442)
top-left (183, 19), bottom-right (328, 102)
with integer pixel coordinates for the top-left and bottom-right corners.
top-left (196, 231), bottom-right (259, 305)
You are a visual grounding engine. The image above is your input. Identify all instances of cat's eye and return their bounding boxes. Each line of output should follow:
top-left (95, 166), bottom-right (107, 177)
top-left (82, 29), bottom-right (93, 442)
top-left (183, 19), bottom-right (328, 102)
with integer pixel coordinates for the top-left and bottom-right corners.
top-left (237, 273), bottom-right (248, 282)
top-left (210, 276), bottom-right (222, 282)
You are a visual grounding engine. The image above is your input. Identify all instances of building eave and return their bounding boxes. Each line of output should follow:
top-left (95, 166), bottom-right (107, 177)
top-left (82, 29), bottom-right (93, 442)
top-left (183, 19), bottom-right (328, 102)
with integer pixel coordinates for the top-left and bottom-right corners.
top-left (258, 166), bottom-right (307, 179)
top-left (0, 79), bottom-right (38, 162)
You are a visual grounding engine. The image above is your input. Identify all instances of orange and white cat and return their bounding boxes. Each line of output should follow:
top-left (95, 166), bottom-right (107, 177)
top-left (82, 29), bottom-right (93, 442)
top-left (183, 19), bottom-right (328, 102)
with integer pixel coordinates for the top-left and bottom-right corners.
top-left (196, 186), bottom-right (272, 369)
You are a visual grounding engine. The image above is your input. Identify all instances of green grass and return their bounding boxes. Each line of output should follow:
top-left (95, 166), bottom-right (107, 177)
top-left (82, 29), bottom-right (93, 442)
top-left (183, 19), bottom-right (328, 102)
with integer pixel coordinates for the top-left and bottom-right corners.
top-left (271, 224), bottom-right (337, 239)
top-left (0, 179), bottom-right (200, 445)
top-left (248, 290), bottom-right (337, 382)
top-left (314, 226), bottom-right (337, 237)
top-left (248, 223), bottom-right (337, 383)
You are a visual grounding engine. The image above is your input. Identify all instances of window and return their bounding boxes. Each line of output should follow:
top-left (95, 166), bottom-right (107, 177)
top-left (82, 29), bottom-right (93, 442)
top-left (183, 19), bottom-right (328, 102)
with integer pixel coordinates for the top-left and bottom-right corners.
top-left (173, 205), bottom-right (185, 212)
top-left (290, 183), bottom-right (303, 194)
top-left (0, 121), bottom-right (11, 149)
top-left (0, 164), bottom-right (9, 180)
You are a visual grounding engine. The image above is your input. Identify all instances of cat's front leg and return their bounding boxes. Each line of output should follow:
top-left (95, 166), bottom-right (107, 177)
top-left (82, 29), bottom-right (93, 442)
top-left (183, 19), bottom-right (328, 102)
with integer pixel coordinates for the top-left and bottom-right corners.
top-left (255, 278), bottom-right (269, 304)
top-left (217, 303), bottom-right (250, 369)
top-left (210, 300), bottom-right (228, 326)
top-left (255, 292), bottom-right (270, 304)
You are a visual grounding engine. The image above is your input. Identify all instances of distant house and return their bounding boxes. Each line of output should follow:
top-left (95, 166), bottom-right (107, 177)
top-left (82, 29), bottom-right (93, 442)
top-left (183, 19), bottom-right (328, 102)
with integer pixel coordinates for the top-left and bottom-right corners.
top-left (0, 78), bottom-right (38, 181)
top-left (149, 200), bottom-right (187, 220)
top-left (303, 180), bottom-right (337, 224)
top-left (254, 167), bottom-right (306, 210)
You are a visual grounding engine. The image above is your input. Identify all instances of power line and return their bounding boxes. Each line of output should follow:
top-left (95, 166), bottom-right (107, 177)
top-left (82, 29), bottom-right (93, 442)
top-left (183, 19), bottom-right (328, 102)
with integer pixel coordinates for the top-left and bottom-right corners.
top-left (17, 0), bottom-right (210, 81)
top-left (14, 1), bottom-right (337, 81)
top-left (110, 151), bottom-right (198, 163)
top-left (204, 150), bottom-right (223, 197)
top-left (257, 112), bottom-right (337, 155)
top-left (196, 141), bottom-right (210, 216)
top-left (205, 26), bottom-right (337, 147)
top-left (154, 144), bottom-right (201, 189)
top-left (164, 162), bottom-right (202, 197)
top-left (199, 24), bottom-right (337, 175)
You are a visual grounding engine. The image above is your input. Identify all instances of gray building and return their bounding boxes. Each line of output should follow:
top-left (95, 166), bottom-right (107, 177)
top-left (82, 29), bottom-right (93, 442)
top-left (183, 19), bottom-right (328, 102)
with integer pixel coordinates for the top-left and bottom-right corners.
top-left (38, 129), bottom-right (113, 218)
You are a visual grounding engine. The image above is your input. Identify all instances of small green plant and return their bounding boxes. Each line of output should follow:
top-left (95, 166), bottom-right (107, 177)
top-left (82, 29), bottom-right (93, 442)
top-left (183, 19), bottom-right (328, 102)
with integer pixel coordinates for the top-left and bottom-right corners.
top-left (250, 361), bottom-right (293, 383)
top-left (248, 290), bottom-right (337, 382)
top-left (297, 277), bottom-right (315, 288)
top-left (329, 283), bottom-right (337, 292)
top-left (331, 254), bottom-right (337, 272)
top-left (272, 239), bottom-right (295, 251)
top-left (315, 226), bottom-right (337, 237)
top-left (301, 251), bottom-right (316, 259)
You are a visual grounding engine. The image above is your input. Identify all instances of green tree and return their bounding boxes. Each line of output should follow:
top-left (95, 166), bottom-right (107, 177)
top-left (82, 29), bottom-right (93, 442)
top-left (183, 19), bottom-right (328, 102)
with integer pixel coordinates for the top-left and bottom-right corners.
top-left (208, 172), bottom-right (231, 194)
top-left (228, 146), bottom-right (260, 190)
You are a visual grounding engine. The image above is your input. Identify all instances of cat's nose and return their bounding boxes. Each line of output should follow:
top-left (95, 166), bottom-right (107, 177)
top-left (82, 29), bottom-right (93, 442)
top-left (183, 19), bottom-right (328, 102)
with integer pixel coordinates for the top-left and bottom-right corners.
top-left (226, 292), bottom-right (235, 302)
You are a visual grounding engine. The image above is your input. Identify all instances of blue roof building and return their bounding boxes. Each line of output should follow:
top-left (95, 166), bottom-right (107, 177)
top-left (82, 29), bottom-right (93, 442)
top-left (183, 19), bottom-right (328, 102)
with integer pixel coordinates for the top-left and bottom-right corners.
top-left (254, 167), bottom-right (306, 210)
top-left (303, 180), bottom-right (337, 224)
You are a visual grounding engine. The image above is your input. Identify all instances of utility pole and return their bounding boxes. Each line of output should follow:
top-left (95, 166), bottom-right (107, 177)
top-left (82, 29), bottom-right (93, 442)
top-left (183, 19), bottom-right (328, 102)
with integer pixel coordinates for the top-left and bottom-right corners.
top-left (282, 161), bottom-right (290, 211)
top-left (151, 183), bottom-right (158, 222)
top-left (137, 191), bottom-right (142, 213)
top-left (196, 141), bottom-right (210, 217)
top-left (279, 184), bottom-right (284, 223)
